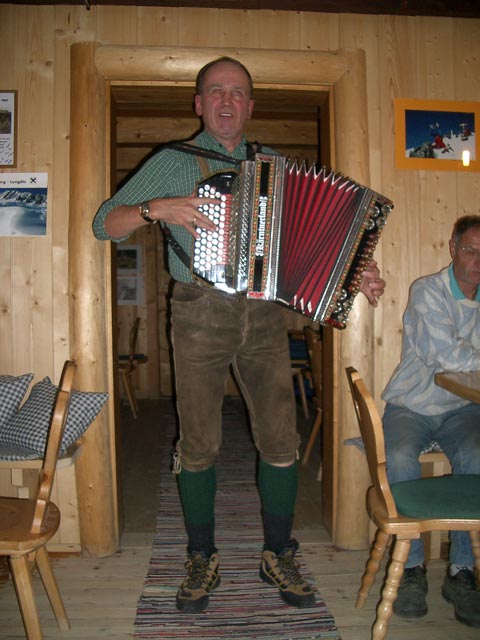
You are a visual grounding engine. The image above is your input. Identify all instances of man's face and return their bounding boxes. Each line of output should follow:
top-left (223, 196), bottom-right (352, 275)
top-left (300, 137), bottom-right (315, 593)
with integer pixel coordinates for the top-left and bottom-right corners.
top-left (449, 226), bottom-right (480, 297)
top-left (194, 62), bottom-right (254, 152)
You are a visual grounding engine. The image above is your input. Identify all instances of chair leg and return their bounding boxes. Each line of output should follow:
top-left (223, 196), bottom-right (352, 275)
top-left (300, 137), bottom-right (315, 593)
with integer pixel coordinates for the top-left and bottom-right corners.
top-left (36, 545), bottom-right (70, 631)
top-left (302, 409), bottom-right (322, 465)
top-left (373, 539), bottom-right (410, 640)
top-left (120, 371), bottom-right (137, 419)
top-left (356, 529), bottom-right (390, 608)
top-left (9, 554), bottom-right (42, 640)
top-left (294, 370), bottom-right (309, 419)
top-left (470, 530), bottom-right (480, 585)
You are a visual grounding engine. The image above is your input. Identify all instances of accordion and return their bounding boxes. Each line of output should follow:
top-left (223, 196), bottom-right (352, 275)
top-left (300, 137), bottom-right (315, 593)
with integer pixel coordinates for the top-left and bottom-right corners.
top-left (193, 154), bottom-right (393, 329)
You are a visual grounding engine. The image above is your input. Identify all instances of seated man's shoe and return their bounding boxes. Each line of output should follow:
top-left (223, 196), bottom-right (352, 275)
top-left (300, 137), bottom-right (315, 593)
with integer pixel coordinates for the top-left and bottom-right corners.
top-left (393, 565), bottom-right (428, 618)
top-left (176, 551), bottom-right (220, 613)
top-left (260, 539), bottom-right (316, 608)
top-left (441, 567), bottom-right (480, 628)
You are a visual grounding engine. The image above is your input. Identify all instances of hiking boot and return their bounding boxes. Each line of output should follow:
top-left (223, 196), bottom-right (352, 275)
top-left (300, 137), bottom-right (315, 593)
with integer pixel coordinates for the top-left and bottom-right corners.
top-left (393, 565), bottom-right (428, 618)
top-left (259, 540), bottom-right (316, 608)
top-left (176, 551), bottom-right (220, 613)
top-left (441, 567), bottom-right (480, 628)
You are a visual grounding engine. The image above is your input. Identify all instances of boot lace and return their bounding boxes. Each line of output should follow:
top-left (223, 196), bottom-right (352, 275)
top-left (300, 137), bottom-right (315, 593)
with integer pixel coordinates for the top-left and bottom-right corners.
top-left (277, 550), bottom-right (305, 585)
top-left (184, 553), bottom-right (210, 589)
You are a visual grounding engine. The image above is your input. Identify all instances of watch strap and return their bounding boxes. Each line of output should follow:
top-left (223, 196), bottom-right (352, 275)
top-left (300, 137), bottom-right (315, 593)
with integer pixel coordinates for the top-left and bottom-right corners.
top-left (139, 201), bottom-right (157, 224)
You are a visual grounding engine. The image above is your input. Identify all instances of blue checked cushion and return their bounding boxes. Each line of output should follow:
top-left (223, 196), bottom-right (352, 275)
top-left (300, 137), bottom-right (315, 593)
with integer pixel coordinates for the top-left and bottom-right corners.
top-left (0, 443), bottom-right (39, 461)
top-left (0, 373), bottom-right (34, 430)
top-left (0, 377), bottom-right (108, 457)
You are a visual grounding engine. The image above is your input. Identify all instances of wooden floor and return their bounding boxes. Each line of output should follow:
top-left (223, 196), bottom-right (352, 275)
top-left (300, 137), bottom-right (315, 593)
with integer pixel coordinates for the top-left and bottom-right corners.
top-left (0, 397), bottom-right (478, 639)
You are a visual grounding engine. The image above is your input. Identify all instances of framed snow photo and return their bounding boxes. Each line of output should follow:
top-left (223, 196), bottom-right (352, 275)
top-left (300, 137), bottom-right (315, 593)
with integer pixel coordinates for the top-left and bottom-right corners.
top-left (395, 98), bottom-right (479, 172)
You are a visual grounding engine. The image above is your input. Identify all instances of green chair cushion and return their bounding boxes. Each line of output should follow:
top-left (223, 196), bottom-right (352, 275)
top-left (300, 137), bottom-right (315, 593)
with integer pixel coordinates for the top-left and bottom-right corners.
top-left (391, 474), bottom-right (480, 519)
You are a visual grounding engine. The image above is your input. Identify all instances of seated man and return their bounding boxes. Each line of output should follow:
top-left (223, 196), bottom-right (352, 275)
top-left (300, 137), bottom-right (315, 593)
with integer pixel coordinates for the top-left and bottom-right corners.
top-left (382, 215), bottom-right (480, 628)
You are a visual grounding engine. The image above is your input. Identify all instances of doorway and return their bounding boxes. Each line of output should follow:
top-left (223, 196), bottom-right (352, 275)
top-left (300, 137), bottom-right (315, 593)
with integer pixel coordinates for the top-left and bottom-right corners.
top-left (69, 44), bottom-right (373, 555)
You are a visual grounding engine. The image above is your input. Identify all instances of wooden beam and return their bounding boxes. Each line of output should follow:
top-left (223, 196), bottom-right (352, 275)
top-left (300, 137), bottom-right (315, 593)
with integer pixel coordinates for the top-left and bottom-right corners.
top-left (70, 42), bottom-right (119, 557)
top-left (5, 1), bottom-right (480, 19)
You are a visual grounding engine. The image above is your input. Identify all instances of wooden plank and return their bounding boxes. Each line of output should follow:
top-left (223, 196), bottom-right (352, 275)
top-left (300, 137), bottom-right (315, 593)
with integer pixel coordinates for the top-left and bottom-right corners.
top-left (97, 5), bottom-right (139, 43)
top-left (138, 5), bottom-right (179, 45)
top-left (178, 6), bottom-right (221, 46)
top-left (299, 11), bottom-right (340, 52)
top-left (0, 5), bottom-right (14, 375)
top-left (219, 7), bottom-right (260, 47)
top-left (376, 15), bottom-right (421, 399)
top-left (116, 115), bottom-right (318, 145)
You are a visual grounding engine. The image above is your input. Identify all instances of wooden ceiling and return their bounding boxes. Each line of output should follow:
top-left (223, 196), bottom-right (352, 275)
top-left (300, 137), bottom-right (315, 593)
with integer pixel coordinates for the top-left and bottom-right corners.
top-left (4, 0), bottom-right (480, 18)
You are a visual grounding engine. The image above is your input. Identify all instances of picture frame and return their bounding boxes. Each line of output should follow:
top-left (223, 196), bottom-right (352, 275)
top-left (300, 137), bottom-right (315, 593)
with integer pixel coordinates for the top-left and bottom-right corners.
top-left (0, 90), bottom-right (17, 168)
top-left (117, 244), bottom-right (142, 274)
top-left (0, 172), bottom-right (48, 237)
top-left (117, 275), bottom-right (144, 306)
top-left (394, 98), bottom-right (479, 171)
top-left (117, 244), bottom-right (144, 306)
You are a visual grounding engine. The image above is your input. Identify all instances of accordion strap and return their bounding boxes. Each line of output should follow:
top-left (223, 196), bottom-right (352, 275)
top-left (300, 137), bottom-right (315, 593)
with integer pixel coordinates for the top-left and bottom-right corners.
top-left (166, 141), bottom-right (238, 165)
top-left (162, 225), bottom-right (191, 270)
top-left (166, 140), bottom-right (262, 165)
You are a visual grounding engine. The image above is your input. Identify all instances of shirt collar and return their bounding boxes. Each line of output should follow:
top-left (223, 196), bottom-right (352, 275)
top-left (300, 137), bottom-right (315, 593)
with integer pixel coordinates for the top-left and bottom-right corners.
top-left (448, 263), bottom-right (480, 301)
top-left (195, 130), bottom-right (248, 159)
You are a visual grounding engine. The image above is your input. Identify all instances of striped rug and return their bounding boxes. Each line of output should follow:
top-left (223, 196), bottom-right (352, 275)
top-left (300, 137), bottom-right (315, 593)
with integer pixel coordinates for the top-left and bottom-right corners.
top-left (134, 401), bottom-right (341, 640)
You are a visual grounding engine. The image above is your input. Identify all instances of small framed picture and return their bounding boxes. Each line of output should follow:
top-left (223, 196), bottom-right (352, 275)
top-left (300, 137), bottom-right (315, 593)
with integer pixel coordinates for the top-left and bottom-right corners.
top-left (395, 98), bottom-right (479, 171)
top-left (117, 275), bottom-right (144, 306)
top-left (117, 244), bottom-right (142, 274)
top-left (0, 91), bottom-right (17, 168)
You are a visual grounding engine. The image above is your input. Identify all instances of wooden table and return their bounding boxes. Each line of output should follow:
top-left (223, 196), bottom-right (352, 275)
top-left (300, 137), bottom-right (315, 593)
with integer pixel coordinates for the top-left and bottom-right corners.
top-left (434, 370), bottom-right (480, 404)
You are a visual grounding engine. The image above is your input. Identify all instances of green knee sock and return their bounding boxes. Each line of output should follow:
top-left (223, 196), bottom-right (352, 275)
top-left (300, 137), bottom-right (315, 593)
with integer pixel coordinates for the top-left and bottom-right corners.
top-left (258, 459), bottom-right (298, 553)
top-left (177, 465), bottom-right (216, 555)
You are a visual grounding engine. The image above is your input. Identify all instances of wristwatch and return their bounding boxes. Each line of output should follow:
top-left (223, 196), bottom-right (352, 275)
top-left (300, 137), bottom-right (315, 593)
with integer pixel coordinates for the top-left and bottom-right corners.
top-left (139, 201), bottom-right (157, 224)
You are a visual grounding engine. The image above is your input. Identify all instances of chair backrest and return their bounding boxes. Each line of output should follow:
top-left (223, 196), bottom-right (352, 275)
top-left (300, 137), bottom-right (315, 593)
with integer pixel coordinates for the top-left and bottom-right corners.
top-left (128, 317), bottom-right (141, 362)
top-left (31, 360), bottom-right (76, 534)
top-left (304, 326), bottom-right (322, 399)
top-left (345, 367), bottom-right (398, 518)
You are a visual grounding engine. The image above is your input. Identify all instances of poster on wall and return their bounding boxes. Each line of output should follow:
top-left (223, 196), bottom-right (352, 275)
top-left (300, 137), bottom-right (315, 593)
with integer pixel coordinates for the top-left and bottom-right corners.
top-left (395, 98), bottom-right (479, 171)
top-left (0, 91), bottom-right (17, 167)
top-left (0, 172), bottom-right (48, 236)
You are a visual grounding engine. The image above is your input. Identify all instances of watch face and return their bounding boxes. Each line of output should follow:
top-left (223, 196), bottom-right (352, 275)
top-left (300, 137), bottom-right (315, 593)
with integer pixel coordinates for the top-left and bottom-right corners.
top-left (140, 201), bottom-right (157, 223)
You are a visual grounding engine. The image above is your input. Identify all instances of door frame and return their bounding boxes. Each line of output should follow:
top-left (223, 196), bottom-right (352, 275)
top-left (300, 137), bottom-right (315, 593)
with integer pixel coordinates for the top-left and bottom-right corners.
top-left (69, 44), bottom-right (374, 555)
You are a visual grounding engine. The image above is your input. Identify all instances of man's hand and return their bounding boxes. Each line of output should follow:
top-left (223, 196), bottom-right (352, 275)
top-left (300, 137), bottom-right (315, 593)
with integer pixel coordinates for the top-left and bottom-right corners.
top-left (104, 193), bottom-right (218, 239)
top-left (149, 193), bottom-right (218, 238)
top-left (359, 260), bottom-right (385, 307)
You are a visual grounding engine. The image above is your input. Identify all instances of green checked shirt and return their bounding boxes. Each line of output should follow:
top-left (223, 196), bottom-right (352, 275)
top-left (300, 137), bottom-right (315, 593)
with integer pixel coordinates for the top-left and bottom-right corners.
top-left (92, 130), bottom-right (275, 283)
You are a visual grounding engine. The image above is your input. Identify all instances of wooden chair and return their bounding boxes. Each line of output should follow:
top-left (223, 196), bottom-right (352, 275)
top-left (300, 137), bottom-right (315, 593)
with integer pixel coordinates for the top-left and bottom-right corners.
top-left (345, 366), bottom-right (480, 640)
top-left (301, 326), bottom-right (323, 466)
top-left (0, 360), bottom-right (76, 640)
top-left (288, 329), bottom-right (310, 420)
top-left (118, 317), bottom-right (148, 419)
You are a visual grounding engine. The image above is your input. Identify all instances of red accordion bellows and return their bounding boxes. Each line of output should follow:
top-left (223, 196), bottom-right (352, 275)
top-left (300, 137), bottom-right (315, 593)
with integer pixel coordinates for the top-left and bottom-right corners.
top-left (278, 164), bottom-right (364, 316)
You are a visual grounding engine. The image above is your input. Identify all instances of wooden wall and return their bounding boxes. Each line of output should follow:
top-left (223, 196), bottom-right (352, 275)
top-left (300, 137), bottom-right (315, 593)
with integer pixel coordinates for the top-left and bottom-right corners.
top-left (1, 4), bottom-right (479, 393)
top-left (1, 4), bottom-right (479, 553)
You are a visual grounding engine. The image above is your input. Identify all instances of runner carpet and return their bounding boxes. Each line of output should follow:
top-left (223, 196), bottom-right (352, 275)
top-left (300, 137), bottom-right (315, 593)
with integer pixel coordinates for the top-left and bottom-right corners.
top-left (133, 399), bottom-right (341, 639)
